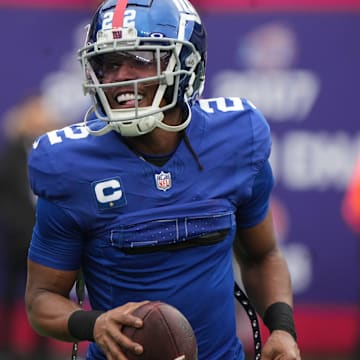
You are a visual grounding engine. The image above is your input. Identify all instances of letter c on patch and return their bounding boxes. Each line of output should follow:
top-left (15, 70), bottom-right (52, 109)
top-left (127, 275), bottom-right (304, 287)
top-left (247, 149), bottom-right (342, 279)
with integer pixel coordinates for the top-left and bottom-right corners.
top-left (92, 177), bottom-right (126, 210)
top-left (95, 179), bottom-right (122, 203)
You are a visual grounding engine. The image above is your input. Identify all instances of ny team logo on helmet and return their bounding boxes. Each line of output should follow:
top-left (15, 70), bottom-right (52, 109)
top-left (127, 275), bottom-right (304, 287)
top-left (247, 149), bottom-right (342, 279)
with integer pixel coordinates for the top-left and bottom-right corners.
top-left (78, 0), bottom-right (207, 137)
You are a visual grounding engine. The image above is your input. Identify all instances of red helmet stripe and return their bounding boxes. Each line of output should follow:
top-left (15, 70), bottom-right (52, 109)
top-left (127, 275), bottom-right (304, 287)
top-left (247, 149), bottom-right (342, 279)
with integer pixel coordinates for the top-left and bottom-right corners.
top-left (112, 0), bottom-right (128, 28)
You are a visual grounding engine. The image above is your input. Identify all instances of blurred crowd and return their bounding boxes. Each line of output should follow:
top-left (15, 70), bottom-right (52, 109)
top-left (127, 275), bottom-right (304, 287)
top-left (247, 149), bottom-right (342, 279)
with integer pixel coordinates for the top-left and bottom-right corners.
top-left (0, 94), bottom-right (76, 360)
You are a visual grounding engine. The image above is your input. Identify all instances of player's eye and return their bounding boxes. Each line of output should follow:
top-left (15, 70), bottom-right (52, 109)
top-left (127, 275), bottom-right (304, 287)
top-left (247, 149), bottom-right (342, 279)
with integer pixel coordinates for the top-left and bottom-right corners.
top-left (103, 62), bottom-right (121, 73)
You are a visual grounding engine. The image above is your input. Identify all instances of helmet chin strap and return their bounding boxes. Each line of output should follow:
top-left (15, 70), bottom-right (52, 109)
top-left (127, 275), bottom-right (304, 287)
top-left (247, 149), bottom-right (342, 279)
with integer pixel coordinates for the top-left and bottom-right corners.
top-left (156, 99), bottom-right (192, 133)
top-left (112, 111), bottom-right (164, 136)
top-left (114, 99), bottom-right (192, 136)
top-left (84, 101), bottom-right (191, 137)
top-left (84, 106), bottom-right (164, 137)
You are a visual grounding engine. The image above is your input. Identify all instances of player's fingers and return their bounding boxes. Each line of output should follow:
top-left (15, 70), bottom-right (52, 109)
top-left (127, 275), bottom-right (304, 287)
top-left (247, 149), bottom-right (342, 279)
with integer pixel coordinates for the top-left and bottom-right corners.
top-left (122, 300), bottom-right (150, 316)
top-left (112, 328), bottom-right (144, 356)
top-left (96, 314), bottom-right (144, 355)
top-left (116, 301), bottom-right (150, 327)
top-left (260, 351), bottom-right (284, 360)
top-left (98, 337), bottom-right (120, 360)
top-left (273, 352), bottom-right (301, 360)
top-left (102, 333), bottom-right (134, 360)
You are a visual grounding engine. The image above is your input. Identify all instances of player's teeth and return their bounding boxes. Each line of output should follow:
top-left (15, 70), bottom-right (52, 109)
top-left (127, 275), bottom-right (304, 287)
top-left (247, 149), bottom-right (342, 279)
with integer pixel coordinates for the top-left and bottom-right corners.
top-left (116, 93), bottom-right (143, 103)
top-left (117, 93), bottom-right (134, 102)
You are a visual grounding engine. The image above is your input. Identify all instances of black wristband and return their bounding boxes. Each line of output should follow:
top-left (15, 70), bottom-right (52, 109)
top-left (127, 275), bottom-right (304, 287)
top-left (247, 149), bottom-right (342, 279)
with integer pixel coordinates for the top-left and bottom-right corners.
top-left (263, 302), bottom-right (297, 341)
top-left (68, 310), bottom-right (104, 342)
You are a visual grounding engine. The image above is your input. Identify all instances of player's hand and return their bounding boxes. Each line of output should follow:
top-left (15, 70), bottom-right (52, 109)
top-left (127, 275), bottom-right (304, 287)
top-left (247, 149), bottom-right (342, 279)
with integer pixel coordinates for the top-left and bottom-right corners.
top-left (93, 301), bottom-right (149, 360)
top-left (261, 330), bottom-right (301, 360)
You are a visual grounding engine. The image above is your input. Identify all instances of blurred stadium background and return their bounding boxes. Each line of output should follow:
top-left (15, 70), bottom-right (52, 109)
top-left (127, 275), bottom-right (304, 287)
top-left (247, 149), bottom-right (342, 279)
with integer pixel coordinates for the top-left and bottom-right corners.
top-left (0, 0), bottom-right (360, 359)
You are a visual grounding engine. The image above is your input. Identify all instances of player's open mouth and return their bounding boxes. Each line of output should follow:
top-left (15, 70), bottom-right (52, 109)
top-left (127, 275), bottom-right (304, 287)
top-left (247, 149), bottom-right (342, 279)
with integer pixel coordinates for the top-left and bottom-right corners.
top-left (116, 93), bottom-right (144, 107)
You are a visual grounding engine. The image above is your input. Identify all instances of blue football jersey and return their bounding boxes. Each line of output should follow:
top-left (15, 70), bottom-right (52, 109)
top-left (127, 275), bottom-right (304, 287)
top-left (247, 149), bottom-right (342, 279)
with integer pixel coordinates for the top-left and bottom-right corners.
top-left (28, 97), bottom-right (273, 360)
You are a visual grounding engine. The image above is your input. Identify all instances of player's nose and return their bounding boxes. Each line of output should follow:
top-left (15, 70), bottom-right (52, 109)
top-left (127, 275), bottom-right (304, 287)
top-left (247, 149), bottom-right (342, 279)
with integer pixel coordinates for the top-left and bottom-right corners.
top-left (110, 62), bottom-right (137, 82)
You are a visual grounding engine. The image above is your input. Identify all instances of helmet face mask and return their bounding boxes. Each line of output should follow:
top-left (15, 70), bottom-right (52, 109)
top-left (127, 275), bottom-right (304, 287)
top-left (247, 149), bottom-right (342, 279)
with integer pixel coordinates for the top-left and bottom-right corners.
top-left (90, 50), bottom-right (172, 78)
top-left (78, 0), bottom-right (207, 137)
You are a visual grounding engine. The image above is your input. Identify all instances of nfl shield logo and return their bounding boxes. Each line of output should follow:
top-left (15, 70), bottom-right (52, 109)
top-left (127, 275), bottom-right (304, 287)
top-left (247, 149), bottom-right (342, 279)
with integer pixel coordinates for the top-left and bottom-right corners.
top-left (155, 171), bottom-right (172, 191)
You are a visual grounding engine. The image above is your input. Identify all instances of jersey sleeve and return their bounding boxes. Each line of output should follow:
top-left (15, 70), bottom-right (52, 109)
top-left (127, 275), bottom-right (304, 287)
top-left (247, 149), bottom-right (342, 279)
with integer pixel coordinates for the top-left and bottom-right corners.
top-left (28, 197), bottom-right (83, 270)
top-left (28, 133), bottom-right (68, 201)
top-left (246, 99), bottom-right (272, 172)
top-left (27, 131), bottom-right (87, 270)
top-left (236, 160), bottom-right (274, 228)
top-left (236, 100), bottom-right (274, 228)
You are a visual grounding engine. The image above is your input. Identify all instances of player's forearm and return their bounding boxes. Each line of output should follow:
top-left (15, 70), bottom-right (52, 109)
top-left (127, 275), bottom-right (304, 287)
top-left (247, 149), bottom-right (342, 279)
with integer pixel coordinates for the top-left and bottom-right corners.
top-left (238, 247), bottom-right (293, 317)
top-left (26, 290), bottom-right (81, 342)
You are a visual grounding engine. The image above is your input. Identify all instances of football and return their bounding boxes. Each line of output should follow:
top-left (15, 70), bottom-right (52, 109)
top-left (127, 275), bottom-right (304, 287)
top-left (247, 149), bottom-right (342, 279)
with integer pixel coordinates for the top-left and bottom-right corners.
top-left (123, 301), bottom-right (198, 360)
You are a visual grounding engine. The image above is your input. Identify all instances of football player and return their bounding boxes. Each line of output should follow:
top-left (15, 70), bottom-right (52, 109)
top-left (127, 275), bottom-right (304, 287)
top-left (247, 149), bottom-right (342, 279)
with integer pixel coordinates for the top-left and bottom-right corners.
top-left (25, 0), bottom-right (301, 359)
